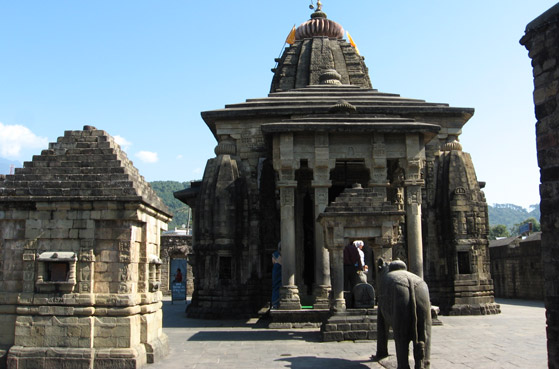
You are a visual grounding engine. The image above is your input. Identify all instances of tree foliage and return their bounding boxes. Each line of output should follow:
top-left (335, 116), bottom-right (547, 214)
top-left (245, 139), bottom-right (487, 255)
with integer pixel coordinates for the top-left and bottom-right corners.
top-left (510, 217), bottom-right (541, 236)
top-left (489, 224), bottom-right (510, 240)
top-left (488, 203), bottom-right (540, 229)
top-left (149, 181), bottom-right (192, 230)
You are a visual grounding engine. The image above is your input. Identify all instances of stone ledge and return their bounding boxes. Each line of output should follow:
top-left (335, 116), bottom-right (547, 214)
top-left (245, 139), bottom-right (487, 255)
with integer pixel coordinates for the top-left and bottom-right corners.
top-left (448, 303), bottom-right (501, 316)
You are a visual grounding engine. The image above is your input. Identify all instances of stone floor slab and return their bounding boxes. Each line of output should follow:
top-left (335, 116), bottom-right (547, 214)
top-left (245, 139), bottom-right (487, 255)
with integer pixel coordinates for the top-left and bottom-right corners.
top-left (151, 298), bottom-right (547, 369)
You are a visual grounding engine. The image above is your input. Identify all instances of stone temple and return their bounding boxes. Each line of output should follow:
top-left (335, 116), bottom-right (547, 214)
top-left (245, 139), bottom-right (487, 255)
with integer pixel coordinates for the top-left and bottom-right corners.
top-left (176, 4), bottom-right (500, 318)
top-left (0, 126), bottom-right (170, 368)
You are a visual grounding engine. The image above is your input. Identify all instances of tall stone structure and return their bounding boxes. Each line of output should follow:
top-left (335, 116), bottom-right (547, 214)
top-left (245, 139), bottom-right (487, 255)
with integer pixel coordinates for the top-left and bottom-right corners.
top-left (521, 5), bottom-right (559, 367)
top-left (177, 4), bottom-right (498, 317)
top-left (0, 126), bottom-right (171, 369)
top-left (429, 143), bottom-right (498, 314)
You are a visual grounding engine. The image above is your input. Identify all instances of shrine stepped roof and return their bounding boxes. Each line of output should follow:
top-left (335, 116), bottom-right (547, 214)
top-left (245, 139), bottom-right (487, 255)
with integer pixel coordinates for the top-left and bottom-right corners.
top-left (0, 126), bottom-right (171, 216)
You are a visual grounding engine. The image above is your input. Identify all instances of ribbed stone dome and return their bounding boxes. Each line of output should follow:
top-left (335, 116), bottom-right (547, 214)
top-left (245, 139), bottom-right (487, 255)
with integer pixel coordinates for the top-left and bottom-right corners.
top-left (441, 140), bottom-right (463, 152)
top-left (295, 15), bottom-right (344, 40)
top-left (214, 137), bottom-right (237, 156)
top-left (271, 7), bottom-right (371, 93)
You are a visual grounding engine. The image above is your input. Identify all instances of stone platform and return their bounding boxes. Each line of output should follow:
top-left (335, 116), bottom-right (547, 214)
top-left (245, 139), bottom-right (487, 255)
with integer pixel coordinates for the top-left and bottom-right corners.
top-left (269, 309), bottom-right (330, 329)
top-left (321, 308), bottom-right (379, 342)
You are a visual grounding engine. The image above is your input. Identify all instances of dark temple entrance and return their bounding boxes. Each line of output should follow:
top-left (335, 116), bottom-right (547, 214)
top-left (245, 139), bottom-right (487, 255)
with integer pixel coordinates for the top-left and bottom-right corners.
top-left (329, 159), bottom-right (370, 202)
top-left (296, 162), bottom-right (315, 304)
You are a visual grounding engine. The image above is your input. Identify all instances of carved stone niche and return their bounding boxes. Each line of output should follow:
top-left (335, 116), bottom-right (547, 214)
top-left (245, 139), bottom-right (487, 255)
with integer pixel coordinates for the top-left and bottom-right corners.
top-left (149, 254), bottom-right (163, 292)
top-left (36, 251), bottom-right (77, 293)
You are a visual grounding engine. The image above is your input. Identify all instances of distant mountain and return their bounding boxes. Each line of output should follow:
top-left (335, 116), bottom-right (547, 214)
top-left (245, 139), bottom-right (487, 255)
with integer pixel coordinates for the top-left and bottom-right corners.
top-left (488, 203), bottom-right (540, 228)
top-left (0, 158), bottom-right (22, 175)
top-left (149, 181), bottom-right (192, 230)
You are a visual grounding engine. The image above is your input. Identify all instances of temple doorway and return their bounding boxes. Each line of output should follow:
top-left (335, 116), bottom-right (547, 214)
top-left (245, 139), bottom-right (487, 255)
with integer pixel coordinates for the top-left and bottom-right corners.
top-left (329, 159), bottom-right (370, 202)
top-left (295, 162), bottom-right (315, 305)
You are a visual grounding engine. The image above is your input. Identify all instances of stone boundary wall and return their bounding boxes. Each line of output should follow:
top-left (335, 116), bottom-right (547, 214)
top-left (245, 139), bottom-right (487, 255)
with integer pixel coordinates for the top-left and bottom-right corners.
top-left (490, 235), bottom-right (544, 300)
top-left (521, 5), bottom-right (559, 367)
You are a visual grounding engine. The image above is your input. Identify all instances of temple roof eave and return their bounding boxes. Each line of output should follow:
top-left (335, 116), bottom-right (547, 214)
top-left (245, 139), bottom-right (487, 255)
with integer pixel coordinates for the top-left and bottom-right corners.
top-left (202, 106), bottom-right (472, 138)
top-left (261, 121), bottom-right (440, 136)
top-left (174, 187), bottom-right (199, 208)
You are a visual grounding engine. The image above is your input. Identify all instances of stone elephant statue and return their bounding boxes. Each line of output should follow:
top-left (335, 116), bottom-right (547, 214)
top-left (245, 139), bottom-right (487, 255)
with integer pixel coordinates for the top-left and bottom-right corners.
top-left (373, 259), bottom-right (431, 369)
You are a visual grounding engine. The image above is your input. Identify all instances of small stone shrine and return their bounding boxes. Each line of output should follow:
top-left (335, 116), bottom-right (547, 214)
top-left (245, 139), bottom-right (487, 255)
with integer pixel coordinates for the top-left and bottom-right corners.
top-left (175, 2), bottom-right (499, 318)
top-left (160, 229), bottom-right (193, 297)
top-left (0, 126), bottom-right (171, 369)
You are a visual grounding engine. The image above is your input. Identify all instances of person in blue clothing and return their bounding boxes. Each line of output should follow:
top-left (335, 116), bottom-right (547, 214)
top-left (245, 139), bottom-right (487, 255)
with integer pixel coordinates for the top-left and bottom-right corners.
top-left (271, 250), bottom-right (282, 309)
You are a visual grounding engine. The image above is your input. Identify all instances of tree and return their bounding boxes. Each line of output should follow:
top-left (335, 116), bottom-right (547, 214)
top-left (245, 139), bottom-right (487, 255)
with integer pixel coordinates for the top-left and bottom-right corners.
top-left (489, 224), bottom-right (510, 240)
top-left (149, 180), bottom-right (192, 230)
top-left (510, 217), bottom-right (541, 236)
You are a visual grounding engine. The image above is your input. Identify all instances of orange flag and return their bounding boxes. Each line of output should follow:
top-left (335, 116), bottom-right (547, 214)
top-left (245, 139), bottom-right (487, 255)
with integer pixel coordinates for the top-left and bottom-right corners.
top-left (285, 25), bottom-right (296, 45)
top-left (347, 31), bottom-right (360, 55)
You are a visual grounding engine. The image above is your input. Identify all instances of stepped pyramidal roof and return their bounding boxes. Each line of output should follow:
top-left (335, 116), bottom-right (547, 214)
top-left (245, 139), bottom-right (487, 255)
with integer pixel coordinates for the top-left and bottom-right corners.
top-left (0, 125), bottom-right (170, 216)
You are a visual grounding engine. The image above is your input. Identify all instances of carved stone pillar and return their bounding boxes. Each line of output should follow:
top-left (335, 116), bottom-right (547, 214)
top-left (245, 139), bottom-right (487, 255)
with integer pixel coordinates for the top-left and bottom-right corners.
top-left (312, 183), bottom-right (331, 309)
top-left (406, 185), bottom-right (423, 278)
top-left (369, 134), bottom-right (389, 201)
top-left (329, 225), bottom-right (346, 312)
top-left (405, 135), bottom-right (425, 279)
top-left (278, 181), bottom-right (301, 310)
top-left (311, 132), bottom-right (331, 309)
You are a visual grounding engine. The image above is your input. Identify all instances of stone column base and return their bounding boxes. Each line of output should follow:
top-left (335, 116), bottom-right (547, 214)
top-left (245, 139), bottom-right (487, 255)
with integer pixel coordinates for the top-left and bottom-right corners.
top-left (313, 285), bottom-right (331, 309)
top-left (8, 347), bottom-right (97, 369)
top-left (6, 337), bottom-right (169, 369)
top-left (279, 285), bottom-right (301, 310)
top-left (448, 302), bottom-right (501, 316)
top-left (145, 333), bottom-right (169, 364)
top-left (332, 297), bottom-right (346, 313)
top-left (0, 346), bottom-right (8, 369)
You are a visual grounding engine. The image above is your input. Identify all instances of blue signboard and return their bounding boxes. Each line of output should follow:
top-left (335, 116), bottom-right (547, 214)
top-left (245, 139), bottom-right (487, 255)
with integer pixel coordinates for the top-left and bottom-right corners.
top-left (170, 259), bottom-right (187, 302)
top-left (519, 222), bottom-right (532, 235)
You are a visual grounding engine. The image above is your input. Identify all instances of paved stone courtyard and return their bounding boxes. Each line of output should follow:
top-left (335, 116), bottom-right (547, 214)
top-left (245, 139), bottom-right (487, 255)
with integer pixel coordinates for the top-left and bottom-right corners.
top-left (150, 298), bottom-right (546, 369)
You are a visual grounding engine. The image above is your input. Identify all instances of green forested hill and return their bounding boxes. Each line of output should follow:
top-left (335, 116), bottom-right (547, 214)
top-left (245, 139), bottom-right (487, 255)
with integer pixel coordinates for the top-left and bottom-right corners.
top-left (488, 203), bottom-right (540, 228)
top-left (150, 181), bottom-right (191, 230)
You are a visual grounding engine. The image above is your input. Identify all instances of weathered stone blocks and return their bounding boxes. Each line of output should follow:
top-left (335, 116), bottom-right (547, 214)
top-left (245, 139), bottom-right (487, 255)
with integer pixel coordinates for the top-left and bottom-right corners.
top-left (521, 5), bottom-right (559, 367)
top-left (0, 127), bottom-right (171, 369)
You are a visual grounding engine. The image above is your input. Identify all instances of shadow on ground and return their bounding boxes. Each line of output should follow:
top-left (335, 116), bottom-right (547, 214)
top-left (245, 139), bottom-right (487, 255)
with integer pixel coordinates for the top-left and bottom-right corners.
top-left (275, 356), bottom-right (374, 369)
top-left (162, 300), bottom-right (273, 329)
top-left (495, 298), bottom-right (544, 308)
top-left (188, 330), bottom-right (321, 342)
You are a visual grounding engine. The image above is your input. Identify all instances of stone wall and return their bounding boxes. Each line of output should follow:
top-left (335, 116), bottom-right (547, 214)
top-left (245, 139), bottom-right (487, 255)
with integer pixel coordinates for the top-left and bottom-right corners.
top-left (490, 233), bottom-right (544, 300)
top-left (521, 5), bottom-right (559, 367)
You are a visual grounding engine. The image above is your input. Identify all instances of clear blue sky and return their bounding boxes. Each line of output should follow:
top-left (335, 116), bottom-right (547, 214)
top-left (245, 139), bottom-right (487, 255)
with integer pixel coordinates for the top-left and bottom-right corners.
top-left (0, 0), bottom-right (556, 209)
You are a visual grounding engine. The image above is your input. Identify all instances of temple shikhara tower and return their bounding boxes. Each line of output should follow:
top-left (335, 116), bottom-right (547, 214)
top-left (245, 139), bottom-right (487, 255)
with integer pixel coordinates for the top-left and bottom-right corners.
top-left (177, 3), bottom-right (500, 318)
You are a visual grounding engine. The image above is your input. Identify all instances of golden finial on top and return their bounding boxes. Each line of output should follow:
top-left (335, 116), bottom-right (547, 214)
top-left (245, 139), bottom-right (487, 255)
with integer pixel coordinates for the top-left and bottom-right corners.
top-left (309, 0), bottom-right (323, 12)
top-left (309, 0), bottom-right (326, 19)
